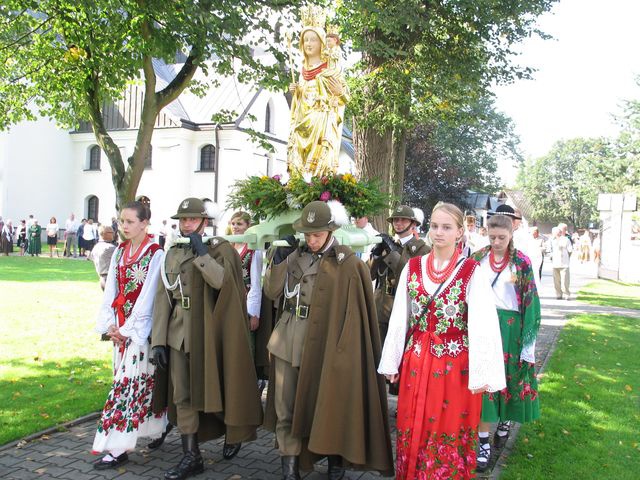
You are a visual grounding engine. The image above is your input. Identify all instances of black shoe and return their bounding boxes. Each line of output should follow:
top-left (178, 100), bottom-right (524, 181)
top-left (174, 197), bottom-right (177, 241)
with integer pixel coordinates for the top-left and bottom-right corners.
top-left (148, 424), bottom-right (174, 450)
top-left (222, 441), bottom-right (242, 460)
top-left (93, 452), bottom-right (129, 470)
top-left (493, 421), bottom-right (511, 449)
top-left (328, 455), bottom-right (345, 480)
top-left (476, 442), bottom-right (490, 473)
top-left (281, 455), bottom-right (300, 480)
top-left (164, 434), bottom-right (204, 480)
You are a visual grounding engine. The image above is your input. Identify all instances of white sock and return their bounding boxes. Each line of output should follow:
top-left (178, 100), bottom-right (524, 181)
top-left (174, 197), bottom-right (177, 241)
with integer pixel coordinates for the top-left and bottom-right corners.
top-left (478, 432), bottom-right (490, 439)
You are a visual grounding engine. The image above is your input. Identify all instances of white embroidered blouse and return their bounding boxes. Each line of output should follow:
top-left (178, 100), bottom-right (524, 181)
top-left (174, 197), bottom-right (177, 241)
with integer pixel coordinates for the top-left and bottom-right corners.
top-left (378, 256), bottom-right (506, 393)
top-left (95, 243), bottom-right (165, 346)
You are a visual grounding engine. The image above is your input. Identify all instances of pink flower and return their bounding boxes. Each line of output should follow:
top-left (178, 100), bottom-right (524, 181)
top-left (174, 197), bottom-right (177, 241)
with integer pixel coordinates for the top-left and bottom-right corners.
top-left (272, 174), bottom-right (281, 181)
top-left (320, 191), bottom-right (331, 201)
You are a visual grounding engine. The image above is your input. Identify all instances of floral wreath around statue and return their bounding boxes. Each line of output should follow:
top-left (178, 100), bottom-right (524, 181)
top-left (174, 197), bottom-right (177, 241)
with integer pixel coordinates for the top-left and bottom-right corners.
top-left (227, 173), bottom-right (389, 220)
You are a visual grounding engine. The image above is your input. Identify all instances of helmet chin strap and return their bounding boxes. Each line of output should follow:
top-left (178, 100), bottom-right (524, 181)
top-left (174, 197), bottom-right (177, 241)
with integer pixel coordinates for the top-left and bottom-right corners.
top-left (180, 218), bottom-right (207, 237)
top-left (394, 221), bottom-right (414, 236)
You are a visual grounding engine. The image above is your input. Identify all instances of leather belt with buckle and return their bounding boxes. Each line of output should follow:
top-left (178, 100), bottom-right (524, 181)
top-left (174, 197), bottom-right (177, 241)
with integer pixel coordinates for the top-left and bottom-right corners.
top-left (284, 301), bottom-right (310, 319)
top-left (385, 282), bottom-right (396, 296)
top-left (180, 296), bottom-right (191, 310)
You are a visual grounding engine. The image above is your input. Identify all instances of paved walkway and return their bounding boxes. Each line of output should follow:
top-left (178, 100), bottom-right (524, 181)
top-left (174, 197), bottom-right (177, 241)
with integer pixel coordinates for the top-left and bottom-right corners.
top-left (1, 257), bottom-right (634, 480)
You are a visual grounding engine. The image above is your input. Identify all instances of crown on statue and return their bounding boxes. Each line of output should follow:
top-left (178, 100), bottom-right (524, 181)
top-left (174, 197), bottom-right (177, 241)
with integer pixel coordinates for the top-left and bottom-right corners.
top-left (326, 23), bottom-right (340, 36)
top-left (301, 5), bottom-right (327, 28)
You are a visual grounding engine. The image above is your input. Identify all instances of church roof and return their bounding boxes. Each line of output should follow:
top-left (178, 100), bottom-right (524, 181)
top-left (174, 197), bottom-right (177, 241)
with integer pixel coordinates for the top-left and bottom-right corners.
top-left (75, 59), bottom-right (262, 132)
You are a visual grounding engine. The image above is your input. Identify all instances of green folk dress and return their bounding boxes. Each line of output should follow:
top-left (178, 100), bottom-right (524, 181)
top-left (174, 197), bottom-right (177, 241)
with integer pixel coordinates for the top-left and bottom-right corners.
top-left (472, 247), bottom-right (541, 423)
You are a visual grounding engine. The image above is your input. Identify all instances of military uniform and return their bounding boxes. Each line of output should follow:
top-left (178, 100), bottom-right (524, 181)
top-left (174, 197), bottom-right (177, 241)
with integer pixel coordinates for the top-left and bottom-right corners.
top-left (370, 205), bottom-right (430, 347)
top-left (151, 198), bottom-right (262, 480)
top-left (263, 201), bottom-right (394, 480)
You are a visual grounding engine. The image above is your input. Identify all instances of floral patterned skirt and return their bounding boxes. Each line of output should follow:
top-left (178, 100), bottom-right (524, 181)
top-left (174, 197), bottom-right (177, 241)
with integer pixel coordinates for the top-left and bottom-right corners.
top-left (396, 331), bottom-right (482, 480)
top-left (92, 340), bottom-right (167, 454)
top-left (481, 309), bottom-right (540, 423)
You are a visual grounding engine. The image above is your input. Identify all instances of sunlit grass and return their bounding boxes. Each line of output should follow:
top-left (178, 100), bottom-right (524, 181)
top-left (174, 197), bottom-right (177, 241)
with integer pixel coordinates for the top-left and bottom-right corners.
top-left (578, 279), bottom-right (640, 310)
top-left (0, 256), bottom-right (112, 445)
top-left (500, 313), bottom-right (640, 479)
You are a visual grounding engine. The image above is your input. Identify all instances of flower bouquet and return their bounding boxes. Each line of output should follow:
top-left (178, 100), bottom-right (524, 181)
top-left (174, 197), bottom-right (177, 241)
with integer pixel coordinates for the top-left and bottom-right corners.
top-left (227, 172), bottom-right (389, 220)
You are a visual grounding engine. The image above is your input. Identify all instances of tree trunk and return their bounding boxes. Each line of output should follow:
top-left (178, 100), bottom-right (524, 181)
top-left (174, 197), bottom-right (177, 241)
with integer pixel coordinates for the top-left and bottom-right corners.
top-left (390, 126), bottom-right (407, 203)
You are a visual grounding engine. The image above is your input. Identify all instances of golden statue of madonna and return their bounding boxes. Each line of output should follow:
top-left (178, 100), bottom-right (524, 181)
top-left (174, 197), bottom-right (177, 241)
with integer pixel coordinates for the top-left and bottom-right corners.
top-left (287, 8), bottom-right (349, 177)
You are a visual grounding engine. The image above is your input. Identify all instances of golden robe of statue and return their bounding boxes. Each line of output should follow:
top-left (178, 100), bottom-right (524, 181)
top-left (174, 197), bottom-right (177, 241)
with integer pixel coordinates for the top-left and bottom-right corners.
top-left (287, 26), bottom-right (349, 177)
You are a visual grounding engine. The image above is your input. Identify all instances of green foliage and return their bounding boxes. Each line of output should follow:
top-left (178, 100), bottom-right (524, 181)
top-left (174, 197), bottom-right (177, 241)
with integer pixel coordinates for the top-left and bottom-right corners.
top-left (404, 95), bottom-right (518, 216)
top-left (519, 138), bottom-right (614, 228)
top-left (0, 1), bottom-right (303, 205)
top-left (336, 0), bottom-right (557, 133)
top-left (501, 313), bottom-right (640, 479)
top-left (227, 172), bottom-right (389, 220)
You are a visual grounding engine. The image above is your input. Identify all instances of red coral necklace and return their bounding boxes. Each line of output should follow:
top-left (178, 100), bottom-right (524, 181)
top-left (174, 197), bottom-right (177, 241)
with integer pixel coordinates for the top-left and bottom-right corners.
top-left (489, 249), bottom-right (509, 273)
top-left (426, 249), bottom-right (460, 283)
top-left (123, 236), bottom-right (150, 266)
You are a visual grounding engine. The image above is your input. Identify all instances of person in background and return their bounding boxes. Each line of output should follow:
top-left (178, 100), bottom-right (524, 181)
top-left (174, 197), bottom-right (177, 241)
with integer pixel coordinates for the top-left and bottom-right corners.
top-left (77, 219), bottom-right (87, 257)
top-left (471, 214), bottom-right (541, 472)
top-left (378, 202), bottom-right (505, 480)
top-left (579, 230), bottom-right (592, 263)
top-left (229, 211), bottom-right (272, 394)
top-left (165, 223), bottom-right (179, 249)
top-left (551, 226), bottom-right (572, 300)
top-left (88, 225), bottom-right (117, 291)
top-left (65, 213), bottom-right (79, 257)
top-left (529, 226), bottom-right (546, 281)
top-left (16, 220), bottom-right (27, 256)
top-left (46, 216), bottom-right (60, 257)
top-left (111, 216), bottom-right (119, 241)
top-left (158, 219), bottom-right (168, 249)
top-left (83, 219), bottom-right (98, 254)
top-left (1, 219), bottom-right (13, 255)
top-left (354, 215), bottom-right (379, 262)
top-left (27, 219), bottom-right (42, 256)
top-left (92, 201), bottom-right (167, 469)
top-left (592, 233), bottom-right (601, 263)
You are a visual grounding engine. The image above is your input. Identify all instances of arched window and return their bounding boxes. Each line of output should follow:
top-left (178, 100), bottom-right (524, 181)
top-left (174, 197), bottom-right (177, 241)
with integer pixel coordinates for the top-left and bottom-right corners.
top-left (89, 145), bottom-right (101, 170)
top-left (87, 196), bottom-right (99, 221)
top-left (265, 102), bottom-right (273, 133)
top-left (200, 144), bottom-right (215, 171)
top-left (144, 145), bottom-right (152, 169)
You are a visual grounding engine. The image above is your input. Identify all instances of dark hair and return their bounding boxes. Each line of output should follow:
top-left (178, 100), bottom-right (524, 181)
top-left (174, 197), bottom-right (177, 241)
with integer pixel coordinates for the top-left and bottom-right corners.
top-left (121, 201), bottom-right (151, 222)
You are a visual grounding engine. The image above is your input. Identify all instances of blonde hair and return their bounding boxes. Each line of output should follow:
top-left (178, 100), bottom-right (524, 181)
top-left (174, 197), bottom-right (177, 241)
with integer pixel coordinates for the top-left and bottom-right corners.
top-left (432, 202), bottom-right (464, 229)
top-left (230, 211), bottom-right (251, 225)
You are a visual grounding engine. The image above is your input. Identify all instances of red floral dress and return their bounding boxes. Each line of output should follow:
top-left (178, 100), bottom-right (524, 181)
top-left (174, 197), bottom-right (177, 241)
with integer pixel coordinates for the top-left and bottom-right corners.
top-left (396, 256), bottom-right (482, 480)
top-left (92, 241), bottom-right (167, 454)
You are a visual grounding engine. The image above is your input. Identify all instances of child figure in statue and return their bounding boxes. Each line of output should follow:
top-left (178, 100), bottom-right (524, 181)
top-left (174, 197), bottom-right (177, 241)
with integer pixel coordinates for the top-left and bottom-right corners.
top-left (287, 15), bottom-right (349, 177)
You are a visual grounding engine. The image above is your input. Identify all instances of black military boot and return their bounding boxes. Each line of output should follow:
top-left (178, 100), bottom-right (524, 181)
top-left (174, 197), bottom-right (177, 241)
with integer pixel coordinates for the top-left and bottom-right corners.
top-left (327, 455), bottom-right (345, 480)
top-left (281, 455), bottom-right (300, 480)
top-left (222, 438), bottom-right (242, 459)
top-left (148, 423), bottom-right (173, 450)
top-left (164, 434), bottom-right (204, 480)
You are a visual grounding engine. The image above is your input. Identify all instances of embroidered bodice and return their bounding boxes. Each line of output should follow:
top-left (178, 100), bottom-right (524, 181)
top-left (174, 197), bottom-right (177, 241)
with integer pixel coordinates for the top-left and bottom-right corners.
top-left (406, 255), bottom-right (477, 358)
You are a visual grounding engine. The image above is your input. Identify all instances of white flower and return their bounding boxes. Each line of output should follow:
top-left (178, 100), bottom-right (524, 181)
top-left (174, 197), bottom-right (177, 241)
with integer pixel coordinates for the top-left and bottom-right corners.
top-left (411, 299), bottom-right (422, 316)
top-left (446, 339), bottom-right (461, 355)
top-left (286, 193), bottom-right (302, 210)
top-left (129, 263), bottom-right (147, 284)
top-left (443, 302), bottom-right (459, 321)
top-left (413, 341), bottom-right (422, 358)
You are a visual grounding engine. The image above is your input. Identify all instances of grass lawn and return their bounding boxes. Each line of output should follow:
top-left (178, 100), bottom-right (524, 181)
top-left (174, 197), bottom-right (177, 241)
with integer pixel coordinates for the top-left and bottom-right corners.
top-left (578, 279), bottom-right (640, 310)
top-left (0, 256), bottom-right (112, 446)
top-left (500, 313), bottom-right (640, 479)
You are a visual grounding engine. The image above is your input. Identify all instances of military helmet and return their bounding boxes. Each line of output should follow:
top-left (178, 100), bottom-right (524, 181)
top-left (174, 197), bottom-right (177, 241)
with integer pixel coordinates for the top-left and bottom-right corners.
top-left (293, 201), bottom-right (341, 233)
top-left (171, 197), bottom-right (212, 219)
top-left (387, 204), bottom-right (421, 226)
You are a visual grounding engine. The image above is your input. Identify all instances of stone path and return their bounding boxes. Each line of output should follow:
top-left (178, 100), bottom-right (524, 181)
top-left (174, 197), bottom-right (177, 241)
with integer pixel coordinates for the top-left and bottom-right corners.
top-left (2, 257), bottom-right (635, 480)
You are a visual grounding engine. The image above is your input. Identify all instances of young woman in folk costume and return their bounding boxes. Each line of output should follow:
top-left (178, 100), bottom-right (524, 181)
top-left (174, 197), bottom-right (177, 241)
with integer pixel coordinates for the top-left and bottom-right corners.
top-left (471, 214), bottom-right (541, 472)
top-left (229, 211), bottom-right (269, 393)
top-left (92, 201), bottom-right (167, 469)
top-left (379, 202), bottom-right (505, 480)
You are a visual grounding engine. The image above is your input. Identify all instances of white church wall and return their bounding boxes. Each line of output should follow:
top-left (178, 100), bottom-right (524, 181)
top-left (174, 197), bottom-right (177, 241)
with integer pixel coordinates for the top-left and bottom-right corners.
top-left (0, 116), bottom-right (74, 225)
